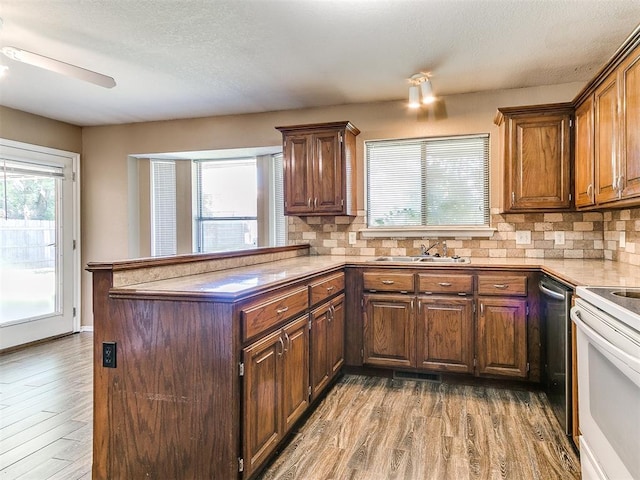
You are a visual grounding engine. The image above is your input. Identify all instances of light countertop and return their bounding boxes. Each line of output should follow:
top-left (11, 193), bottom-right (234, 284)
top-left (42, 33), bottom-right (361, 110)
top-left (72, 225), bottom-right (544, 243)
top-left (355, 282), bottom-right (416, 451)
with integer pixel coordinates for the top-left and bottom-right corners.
top-left (110, 255), bottom-right (640, 301)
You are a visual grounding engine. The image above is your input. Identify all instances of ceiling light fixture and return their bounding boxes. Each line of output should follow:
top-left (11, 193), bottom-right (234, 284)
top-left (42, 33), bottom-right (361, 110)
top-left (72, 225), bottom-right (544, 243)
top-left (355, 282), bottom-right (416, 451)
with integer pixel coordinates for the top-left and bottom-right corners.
top-left (408, 72), bottom-right (436, 108)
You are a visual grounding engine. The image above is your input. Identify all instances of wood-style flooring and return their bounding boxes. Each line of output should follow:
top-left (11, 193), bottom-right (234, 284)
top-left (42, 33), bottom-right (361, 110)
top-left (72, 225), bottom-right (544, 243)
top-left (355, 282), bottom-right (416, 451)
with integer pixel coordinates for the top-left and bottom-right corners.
top-left (259, 375), bottom-right (580, 480)
top-left (0, 333), bottom-right (580, 480)
top-left (0, 333), bottom-right (92, 480)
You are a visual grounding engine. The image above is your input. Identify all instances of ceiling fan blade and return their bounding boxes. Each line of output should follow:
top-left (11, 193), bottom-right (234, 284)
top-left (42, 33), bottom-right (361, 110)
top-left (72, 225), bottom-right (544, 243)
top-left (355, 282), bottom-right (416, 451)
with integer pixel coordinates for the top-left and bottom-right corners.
top-left (1, 46), bottom-right (116, 88)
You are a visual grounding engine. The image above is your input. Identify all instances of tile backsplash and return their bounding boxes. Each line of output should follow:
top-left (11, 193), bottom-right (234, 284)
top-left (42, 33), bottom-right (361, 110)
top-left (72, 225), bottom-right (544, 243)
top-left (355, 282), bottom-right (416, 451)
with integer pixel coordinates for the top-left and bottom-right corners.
top-left (287, 210), bottom-right (631, 261)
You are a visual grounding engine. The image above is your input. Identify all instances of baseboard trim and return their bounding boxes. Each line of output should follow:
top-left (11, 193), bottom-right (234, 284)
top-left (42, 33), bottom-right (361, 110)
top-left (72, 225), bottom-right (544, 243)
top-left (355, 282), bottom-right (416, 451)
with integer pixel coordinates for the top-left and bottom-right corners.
top-left (79, 326), bottom-right (94, 332)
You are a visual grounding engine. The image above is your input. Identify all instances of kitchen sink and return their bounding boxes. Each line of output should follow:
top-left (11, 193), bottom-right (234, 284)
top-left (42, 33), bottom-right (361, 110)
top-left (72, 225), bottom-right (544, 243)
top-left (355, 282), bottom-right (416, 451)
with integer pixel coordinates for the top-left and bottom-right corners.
top-left (371, 256), bottom-right (470, 264)
top-left (612, 289), bottom-right (640, 299)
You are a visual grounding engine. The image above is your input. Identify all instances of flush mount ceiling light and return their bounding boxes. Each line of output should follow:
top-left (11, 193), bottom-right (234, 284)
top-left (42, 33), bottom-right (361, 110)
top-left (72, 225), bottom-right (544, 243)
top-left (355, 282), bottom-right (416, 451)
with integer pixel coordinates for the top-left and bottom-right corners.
top-left (408, 73), bottom-right (436, 108)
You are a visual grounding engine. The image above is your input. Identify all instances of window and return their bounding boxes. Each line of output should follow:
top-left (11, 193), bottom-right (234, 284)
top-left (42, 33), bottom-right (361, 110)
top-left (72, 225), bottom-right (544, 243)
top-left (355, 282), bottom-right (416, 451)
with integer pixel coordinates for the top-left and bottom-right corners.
top-left (150, 160), bottom-right (177, 256)
top-left (270, 153), bottom-right (287, 247)
top-left (196, 158), bottom-right (258, 253)
top-left (366, 134), bottom-right (489, 229)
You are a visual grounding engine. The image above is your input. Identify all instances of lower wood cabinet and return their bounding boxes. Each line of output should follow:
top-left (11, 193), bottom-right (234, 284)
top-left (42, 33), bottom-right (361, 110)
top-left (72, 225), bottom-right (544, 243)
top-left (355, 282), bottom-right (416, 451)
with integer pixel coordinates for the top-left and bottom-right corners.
top-left (363, 294), bottom-right (415, 368)
top-left (242, 315), bottom-right (309, 478)
top-left (417, 296), bottom-right (474, 373)
top-left (477, 297), bottom-right (528, 378)
top-left (310, 293), bottom-right (345, 400)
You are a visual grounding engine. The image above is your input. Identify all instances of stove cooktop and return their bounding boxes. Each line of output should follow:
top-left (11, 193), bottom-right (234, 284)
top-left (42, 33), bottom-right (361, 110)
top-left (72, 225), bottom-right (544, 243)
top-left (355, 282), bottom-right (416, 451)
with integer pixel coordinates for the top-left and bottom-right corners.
top-left (577, 286), bottom-right (640, 332)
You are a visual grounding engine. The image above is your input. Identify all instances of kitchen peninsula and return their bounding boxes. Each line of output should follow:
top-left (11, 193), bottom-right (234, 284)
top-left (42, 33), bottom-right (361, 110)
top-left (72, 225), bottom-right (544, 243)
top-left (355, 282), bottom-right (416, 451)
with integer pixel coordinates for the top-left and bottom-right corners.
top-left (87, 245), bottom-right (640, 479)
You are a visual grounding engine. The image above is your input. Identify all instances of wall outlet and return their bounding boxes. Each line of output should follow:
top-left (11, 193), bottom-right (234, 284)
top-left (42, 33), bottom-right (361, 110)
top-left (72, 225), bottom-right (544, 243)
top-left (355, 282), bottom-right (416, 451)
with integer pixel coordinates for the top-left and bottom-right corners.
top-left (515, 230), bottom-right (531, 245)
top-left (620, 231), bottom-right (626, 248)
top-left (103, 342), bottom-right (117, 368)
top-left (554, 231), bottom-right (565, 245)
top-left (348, 231), bottom-right (357, 245)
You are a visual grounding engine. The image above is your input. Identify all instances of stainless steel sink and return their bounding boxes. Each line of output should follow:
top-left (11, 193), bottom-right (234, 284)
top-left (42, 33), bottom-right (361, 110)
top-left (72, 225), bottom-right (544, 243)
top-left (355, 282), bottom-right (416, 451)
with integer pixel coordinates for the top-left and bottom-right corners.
top-left (371, 256), bottom-right (470, 264)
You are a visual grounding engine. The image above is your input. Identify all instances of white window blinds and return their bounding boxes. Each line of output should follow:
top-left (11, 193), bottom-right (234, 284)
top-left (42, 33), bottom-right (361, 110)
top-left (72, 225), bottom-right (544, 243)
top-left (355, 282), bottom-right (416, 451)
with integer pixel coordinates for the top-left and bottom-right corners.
top-left (366, 134), bottom-right (489, 228)
top-left (150, 160), bottom-right (177, 256)
top-left (272, 153), bottom-right (287, 246)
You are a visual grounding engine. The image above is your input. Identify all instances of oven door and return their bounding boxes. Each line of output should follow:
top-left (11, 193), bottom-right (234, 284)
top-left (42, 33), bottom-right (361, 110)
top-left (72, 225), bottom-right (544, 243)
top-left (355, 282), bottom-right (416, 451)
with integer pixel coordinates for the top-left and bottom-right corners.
top-left (571, 300), bottom-right (640, 480)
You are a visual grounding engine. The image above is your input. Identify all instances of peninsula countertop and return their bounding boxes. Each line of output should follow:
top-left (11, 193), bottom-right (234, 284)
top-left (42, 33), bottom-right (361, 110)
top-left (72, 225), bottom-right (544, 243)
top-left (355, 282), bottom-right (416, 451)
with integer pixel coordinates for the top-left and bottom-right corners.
top-left (108, 255), bottom-right (640, 302)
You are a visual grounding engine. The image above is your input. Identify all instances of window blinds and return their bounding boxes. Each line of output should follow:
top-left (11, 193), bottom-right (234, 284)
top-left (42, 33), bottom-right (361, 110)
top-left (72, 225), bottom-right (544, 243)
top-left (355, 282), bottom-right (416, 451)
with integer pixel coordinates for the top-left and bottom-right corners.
top-left (366, 134), bottom-right (489, 228)
top-left (150, 160), bottom-right (177, 256)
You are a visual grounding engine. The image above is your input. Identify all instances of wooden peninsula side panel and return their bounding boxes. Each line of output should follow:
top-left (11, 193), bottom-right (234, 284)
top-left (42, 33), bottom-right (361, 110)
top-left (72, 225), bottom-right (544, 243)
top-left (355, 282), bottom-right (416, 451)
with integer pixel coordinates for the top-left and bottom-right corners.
top-left (90, 268), bottom-right (239, 479)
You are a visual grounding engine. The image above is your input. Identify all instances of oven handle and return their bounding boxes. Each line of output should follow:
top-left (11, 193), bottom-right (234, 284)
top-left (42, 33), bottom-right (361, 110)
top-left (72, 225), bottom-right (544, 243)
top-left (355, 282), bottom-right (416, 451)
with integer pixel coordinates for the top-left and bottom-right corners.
top-left (572, 307), bottom-right (640, 377)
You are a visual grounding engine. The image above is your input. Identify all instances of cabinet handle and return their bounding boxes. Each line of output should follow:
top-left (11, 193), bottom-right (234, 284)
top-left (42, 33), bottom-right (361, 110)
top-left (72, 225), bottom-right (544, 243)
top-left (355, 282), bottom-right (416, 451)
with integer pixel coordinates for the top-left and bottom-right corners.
top-left (587, 183), bottom-right (593, 199)
top-left (511, 191), bottom-right (515, 206)
top-left (277, 336), bottom-right (285, 356)
top-left (276, 306), bottom-right (289, 315)
top-left (381, 280), bottom-right (395, 285)
top-left (438, 282), bottom-right (452, 287)
top-left (326, 286), bottom-right (335, 293)
top-left (493, 284), bottom-right (508, 289)
top-left (480, 303), bottom-right (484, 315)
top-left (283, 332), bottom-right (290, 352)
top-left (308, 197), bottom-right (312, 208)
top-left (314, 197), bottom-right (318, 208)
top-left (328, 305), bottom-right (334, 322)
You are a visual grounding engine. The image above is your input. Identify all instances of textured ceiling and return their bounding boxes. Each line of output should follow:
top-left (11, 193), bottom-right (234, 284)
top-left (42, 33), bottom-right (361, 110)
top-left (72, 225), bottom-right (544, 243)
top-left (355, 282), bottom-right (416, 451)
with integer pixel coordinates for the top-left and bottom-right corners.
top-left (0, 0), bottom-right (638, 127)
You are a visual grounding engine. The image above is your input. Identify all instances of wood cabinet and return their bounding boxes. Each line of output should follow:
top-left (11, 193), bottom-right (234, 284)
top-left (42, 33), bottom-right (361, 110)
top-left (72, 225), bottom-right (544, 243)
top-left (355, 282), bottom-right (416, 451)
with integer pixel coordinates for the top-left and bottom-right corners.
top-left (599, 42), bottom-right (640, 203)
top-left (363, 294), bottom-right (415, 368)
top-left (574, 95), bottom-right (596, 207)
top-left (360, 269), bottom-right (535, 381)
top-left (309, 273), bottom-right (345, 400)
top-left (416, 273), bottom-right (474, 373)
top-left (310, 293), bottom-right (345, 400)
top-left (243, 315), bottom-right (309, 478)
top-left (276, 121), bottom-right (360, 216)
top-left (496, 103), bottom-right (573, 212)
top-left (574, 32), bottom-right (640, 209)
top-left (478, 274), bottom-right (529, 379)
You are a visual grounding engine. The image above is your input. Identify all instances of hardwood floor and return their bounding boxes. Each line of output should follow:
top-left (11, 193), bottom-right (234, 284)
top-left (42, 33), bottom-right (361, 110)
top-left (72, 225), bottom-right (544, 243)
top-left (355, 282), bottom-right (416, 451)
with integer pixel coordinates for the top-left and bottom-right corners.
top-left (259, 375), bottom-right (580, 480)
top-left (0, 333), bottom-right (579, 480)
top-left (0, 333), bottom-right (92, 480)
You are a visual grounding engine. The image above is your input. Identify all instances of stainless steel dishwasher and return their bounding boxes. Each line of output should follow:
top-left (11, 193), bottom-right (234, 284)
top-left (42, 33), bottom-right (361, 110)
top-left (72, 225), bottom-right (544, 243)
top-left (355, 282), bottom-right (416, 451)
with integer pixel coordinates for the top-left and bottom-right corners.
top-left (539, 275), bottom-right (573, 437)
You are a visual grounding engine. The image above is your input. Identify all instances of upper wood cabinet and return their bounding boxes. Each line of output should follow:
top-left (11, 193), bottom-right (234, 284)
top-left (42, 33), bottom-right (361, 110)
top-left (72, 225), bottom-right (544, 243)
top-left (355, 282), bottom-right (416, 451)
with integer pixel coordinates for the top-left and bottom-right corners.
top-left (276, 121), bottom-right (360, 216)
top-left (574, 29), bottom-right (640, 209)
top-left (496, 103), bottom-right (574, 212)
top-left (574, 96), bottom-right (596, 208)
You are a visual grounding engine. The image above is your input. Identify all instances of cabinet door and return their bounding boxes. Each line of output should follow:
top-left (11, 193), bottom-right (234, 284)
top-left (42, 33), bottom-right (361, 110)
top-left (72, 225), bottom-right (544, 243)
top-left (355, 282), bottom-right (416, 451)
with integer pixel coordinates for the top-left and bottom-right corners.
top-left (595, 72), bottom-right (620, 204)
top-left (310, 302), bottom-right (330, 399)
top-left (363, 294), bottom-right (415, 368)
top-left (313, 131), bottom-right (344, 213)
top-left (507, 113), bottom-right (572, 210)
top-left (281, 316), bottom-right (310, 433)
top-left (328, 295), bottom-right (345, 376)
top-left (620, 45), bottom-right (640, 199)
top-left (283, 134), bottom-right (314, 214)
top-left (575, 96), bottom-right (596, 207)
top-left (477, 297), bottom-right (528, 378)
top-left (242, 329), bottom-right (283, 477)
top-left (416, 296), bottom-right (474, 374)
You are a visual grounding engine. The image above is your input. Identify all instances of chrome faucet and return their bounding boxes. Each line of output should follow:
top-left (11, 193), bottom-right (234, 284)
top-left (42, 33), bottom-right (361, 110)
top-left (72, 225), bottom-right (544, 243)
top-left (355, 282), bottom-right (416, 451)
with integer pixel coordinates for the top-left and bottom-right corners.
top-left (420, 240), bottom-right (448, 257)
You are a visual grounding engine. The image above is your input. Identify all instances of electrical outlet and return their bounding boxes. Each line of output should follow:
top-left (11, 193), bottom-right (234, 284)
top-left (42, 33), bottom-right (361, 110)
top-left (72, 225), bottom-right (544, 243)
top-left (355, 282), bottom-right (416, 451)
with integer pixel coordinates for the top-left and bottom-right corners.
top-left (620, 231), bottom-right (626, 248)
top-left (554, 231), bottom-right (565, 245)
top-left (348, 231), bottom-right (357, 245)
top-left (515, 230), bottom-right (531, 245)
top-left (103, 342), bottom-right (117, 368)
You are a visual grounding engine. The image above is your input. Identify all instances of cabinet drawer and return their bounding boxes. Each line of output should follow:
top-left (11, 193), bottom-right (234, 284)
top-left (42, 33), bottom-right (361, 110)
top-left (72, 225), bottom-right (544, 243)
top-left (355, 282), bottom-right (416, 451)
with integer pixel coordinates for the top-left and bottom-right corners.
top-left (309, 272), bottom-right (344, 306)
top-left (418, 274), bottom-right (473, 295)
top-left (478, 275), bottom-right (527, 296)
top-left (363, 272), bottom-right (414, 293)
top-left (241, 286), bottom-right (309, 341)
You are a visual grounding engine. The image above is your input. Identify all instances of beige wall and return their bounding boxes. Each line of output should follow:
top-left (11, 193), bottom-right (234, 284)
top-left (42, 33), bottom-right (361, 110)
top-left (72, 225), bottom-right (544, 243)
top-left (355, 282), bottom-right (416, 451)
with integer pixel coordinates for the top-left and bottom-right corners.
top-left (79, 82), bottom-right (583, 326)
top-left (0, 106), bottom-right (82, 152)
